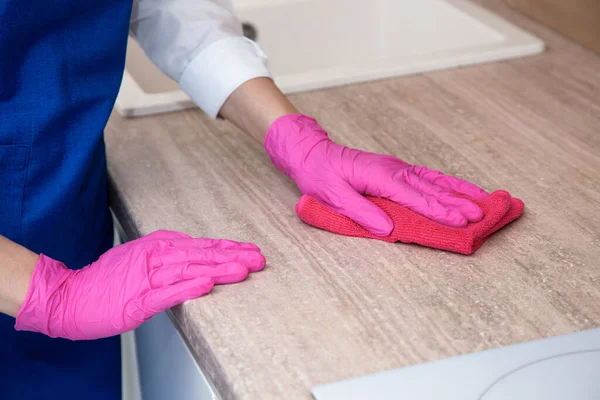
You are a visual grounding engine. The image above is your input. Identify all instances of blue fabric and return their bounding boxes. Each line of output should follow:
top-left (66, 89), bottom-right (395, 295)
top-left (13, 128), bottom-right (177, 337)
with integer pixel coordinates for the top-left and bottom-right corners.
top-left (0, 0), bottom-right (132, 398)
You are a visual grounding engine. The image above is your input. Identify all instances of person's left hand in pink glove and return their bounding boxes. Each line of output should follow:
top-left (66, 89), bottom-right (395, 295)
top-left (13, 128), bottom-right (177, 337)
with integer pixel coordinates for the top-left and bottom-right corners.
top-left (264, 114), bottom-right (489, 236)
top-left (12, 230), bottom-right (265, 340)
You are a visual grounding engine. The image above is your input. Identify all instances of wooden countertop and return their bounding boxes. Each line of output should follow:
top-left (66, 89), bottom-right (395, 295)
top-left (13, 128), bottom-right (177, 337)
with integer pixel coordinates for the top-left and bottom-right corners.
top-left (105, 1), bottom-right (600, 399)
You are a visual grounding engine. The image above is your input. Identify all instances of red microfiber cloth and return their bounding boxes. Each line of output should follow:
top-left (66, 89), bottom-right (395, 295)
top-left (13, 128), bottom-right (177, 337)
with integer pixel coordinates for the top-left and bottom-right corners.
top-left (295, 190), bottom-right (524, 255)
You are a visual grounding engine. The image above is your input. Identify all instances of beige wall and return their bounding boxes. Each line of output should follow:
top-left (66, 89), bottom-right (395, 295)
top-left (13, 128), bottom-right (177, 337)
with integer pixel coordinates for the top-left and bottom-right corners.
top-left (506, 0), bottom-right (600, 54)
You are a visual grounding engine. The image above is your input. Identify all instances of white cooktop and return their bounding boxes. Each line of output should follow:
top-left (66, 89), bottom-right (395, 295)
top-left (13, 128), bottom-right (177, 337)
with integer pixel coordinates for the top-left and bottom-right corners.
top-left (115, 0), bottom-right (544, 117)
top-left (312, 328), bottom-right (600, 400)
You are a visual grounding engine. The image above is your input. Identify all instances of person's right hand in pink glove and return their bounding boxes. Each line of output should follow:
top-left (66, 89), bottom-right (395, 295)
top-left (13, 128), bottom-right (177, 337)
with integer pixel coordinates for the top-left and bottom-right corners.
top-left (14, 230), bottom-right (265, 340)
top-left (265, 114), bottom-right (489, 236)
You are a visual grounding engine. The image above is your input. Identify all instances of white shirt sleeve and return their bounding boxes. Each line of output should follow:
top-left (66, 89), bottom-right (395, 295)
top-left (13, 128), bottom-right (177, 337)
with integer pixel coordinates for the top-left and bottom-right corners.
top-left (129, 0), bottom-right (271, 119)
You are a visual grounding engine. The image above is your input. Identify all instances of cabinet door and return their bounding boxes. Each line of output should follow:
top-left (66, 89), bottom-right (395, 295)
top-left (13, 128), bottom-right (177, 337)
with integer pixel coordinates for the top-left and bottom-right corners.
top-left (135, 311), bottom-right (218, 400)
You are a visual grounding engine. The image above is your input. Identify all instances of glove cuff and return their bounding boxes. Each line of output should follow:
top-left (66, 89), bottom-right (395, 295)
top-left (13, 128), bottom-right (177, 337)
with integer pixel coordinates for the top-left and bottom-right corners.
top-left (14, 254), bottom-right (73, 338)
top-left (264, 114), bottom-right (330, 178)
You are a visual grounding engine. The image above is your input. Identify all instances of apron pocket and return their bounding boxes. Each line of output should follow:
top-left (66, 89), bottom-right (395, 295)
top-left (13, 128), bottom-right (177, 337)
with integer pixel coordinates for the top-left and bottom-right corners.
top-left (0, 144), bottom-right (30, 243)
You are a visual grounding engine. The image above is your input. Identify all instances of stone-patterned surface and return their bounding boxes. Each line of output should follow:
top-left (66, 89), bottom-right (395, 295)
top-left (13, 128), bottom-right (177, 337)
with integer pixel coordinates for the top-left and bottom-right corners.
top-left (105, 1), bottom-right (600, 398)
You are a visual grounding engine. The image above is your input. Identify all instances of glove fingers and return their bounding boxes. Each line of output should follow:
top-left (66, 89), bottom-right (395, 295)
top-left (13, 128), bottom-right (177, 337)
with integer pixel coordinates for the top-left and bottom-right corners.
top-left (148, 276), bottom-right (215, 312)
top-left (201, 239), bottom-right (260, 251)
top-left (190, 248), bottom-right (265, 272)
top-left (404, 171), bottom-right (483, 223)
top-left (436, 194), bottom-right (484, 223)
top-left (184, 262), bottom-right (250, 284)
top-left (318, 185), bottom-right (393, 236)
top-left (174, 238), bottom-right (261, 252)
top-left (410, 166), bottom-right (489, 200)
top-left (150, 248), bottom-right (265, 286)
top-left (159, 247), bottom-right (265, 269)
top-left (385, 184), bottom-right (468, 228)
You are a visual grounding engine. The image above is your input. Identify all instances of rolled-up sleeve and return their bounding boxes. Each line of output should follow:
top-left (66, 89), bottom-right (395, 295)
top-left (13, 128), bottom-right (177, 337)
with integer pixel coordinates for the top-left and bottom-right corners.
top-left (129, 0), bottom-right (271, 118)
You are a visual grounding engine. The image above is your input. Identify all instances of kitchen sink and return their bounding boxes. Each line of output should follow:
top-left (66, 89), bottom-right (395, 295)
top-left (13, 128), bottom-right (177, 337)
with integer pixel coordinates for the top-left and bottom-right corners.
top-left (115, 0), bottom-right (544, 117)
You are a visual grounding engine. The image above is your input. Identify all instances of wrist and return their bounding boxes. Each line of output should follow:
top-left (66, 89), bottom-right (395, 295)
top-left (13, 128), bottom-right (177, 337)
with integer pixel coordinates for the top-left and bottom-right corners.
top-left (219, 77), bottom-right (299, 142)
top-left (0, 236), bottom-right (39, 317)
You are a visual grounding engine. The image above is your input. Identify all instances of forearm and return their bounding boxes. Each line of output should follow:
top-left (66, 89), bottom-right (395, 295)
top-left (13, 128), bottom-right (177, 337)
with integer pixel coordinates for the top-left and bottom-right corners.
top-left (219, 77), bottom-right (299, 143)
top-left (0, 236), bottom-right (38, 317)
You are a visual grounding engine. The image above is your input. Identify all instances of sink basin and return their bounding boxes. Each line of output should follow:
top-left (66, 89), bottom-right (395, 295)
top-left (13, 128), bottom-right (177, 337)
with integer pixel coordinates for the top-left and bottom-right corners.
top-left (115, 0), bottom-right (544, 117)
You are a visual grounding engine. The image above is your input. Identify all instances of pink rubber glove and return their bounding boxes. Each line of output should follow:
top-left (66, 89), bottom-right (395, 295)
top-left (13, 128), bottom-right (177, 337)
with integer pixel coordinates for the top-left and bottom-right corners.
top-left (15, 230), bottom-right (265, 340)
top-left (265, 114), bottom-right (489, 236)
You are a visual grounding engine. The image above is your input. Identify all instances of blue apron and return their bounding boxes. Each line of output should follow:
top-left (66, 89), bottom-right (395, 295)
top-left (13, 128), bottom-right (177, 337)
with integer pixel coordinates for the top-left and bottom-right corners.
top-left (0, 0), bottom-right (132, 398)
